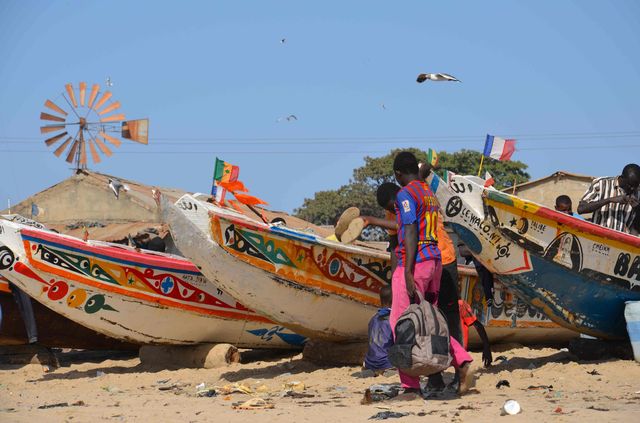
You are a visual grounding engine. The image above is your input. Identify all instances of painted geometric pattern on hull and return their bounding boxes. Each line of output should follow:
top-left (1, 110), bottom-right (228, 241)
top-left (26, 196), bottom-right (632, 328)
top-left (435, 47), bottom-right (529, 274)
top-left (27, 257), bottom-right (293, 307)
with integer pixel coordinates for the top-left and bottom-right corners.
top-left (21, 233), bottom-right (242, 312)
top-left (217, 221), bottom-right (390, 299)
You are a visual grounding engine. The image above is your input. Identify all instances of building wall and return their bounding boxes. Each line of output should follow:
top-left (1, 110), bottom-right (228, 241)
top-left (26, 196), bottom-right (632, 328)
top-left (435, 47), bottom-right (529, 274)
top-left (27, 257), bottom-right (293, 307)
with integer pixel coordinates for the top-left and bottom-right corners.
top-left (4, 173), bottom-right (158, 224)
top-left (511, 176), bottom-right (593, 211)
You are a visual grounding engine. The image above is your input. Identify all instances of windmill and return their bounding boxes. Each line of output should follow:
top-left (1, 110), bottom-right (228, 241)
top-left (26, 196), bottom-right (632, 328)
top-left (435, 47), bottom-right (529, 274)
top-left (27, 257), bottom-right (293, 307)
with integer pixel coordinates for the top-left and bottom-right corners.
top-left (39, 81), bottom-right (149, 170)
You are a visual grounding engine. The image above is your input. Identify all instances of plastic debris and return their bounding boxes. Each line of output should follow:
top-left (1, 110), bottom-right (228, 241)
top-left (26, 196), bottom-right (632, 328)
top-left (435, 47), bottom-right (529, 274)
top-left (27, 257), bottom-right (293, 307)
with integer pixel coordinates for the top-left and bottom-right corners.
top-left (196, 388), bottom-right (217, 398)
top-left (195, 382), bottom-right (206, 391)
top-left (215, 383), bottom-right (253, 395)
top-left (587, 369), bottom-right (601, 376)
top-left (96, 371), bottom-right (106, 377)
top-left (232, 398), bottom-right (274, 410)
top-left (368, 411), bottom-right (410, 420)
top-left (554, 407), bottom-right (564, 414)
top-left (283, 381), bottom-right (305, 392)
top-left (526, 385), bottom-right (553, 391)
top-left (501, 400), bottom-right (521, 415)
top-left (586, 405), bottom-right (609, 412)
top-left (494, 355), bottom-right (508, 363)
top-left (496, 380), bottom-right (510, 389)
top-left (362, 384), bottom-right (401, 404)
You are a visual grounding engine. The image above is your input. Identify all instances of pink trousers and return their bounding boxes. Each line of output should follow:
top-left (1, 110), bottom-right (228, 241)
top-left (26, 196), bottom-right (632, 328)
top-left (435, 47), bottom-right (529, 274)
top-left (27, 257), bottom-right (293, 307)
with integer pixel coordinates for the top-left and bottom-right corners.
top-left (390, 260), bottom-right (473, 389)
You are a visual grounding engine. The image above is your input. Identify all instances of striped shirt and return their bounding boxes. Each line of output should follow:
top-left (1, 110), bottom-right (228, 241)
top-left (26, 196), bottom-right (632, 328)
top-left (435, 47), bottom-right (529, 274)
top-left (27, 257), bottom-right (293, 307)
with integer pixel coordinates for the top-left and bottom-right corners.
top-left (581, 176), bottom-right (640, 233)
top-left (394, 180), bottom-right (441, 266)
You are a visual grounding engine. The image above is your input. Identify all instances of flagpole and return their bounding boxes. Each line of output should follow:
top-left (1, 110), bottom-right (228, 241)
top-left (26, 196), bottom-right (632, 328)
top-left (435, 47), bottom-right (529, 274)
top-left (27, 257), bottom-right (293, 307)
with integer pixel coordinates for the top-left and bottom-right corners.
top-left (477, 155), bottom-right (485, 177)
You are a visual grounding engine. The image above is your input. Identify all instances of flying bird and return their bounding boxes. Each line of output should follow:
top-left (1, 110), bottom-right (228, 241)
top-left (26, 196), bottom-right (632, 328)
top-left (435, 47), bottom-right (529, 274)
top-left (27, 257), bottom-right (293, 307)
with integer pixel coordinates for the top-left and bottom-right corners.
top-left (106, 76), bottom-right (114, 87)
top-left (416, 73), bottom-right (461, 83)
top-left (277, 114), bottom-right (297, 122)
top-left (280, 38), bottom-right (286, 44)
top-left (381, 103), bottom-right (387, 110)
top-left (108, 178), bottom-right (130, 199)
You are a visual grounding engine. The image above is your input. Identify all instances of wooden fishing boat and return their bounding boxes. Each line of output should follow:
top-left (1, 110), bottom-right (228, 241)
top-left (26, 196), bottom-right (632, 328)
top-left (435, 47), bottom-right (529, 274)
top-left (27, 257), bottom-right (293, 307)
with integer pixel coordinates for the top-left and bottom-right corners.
top-left (429, 173), bottom-right (640, 339)
top-left (160, 194), bottom-right (391, 341)
top-left (0, 219), bottom-right (305, 348)
top-left (457, 266), bottom-right (578, 346)
top-left (0, 276), bottom-right (137, 349)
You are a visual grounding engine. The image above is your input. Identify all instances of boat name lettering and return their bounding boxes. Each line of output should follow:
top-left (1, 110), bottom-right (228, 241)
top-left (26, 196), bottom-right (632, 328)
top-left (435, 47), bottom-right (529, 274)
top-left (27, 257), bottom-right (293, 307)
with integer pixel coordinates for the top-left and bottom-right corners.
top-left (591, 243), bottom-right (610, 256)
top-left (613, 253), bottom-right (640, 281)
top-left (530, 221), bottom-right (546, 233)
top-left (458, 206), bottom-right (505, 246)
top-left (451, 182), bottom-right (466, 194)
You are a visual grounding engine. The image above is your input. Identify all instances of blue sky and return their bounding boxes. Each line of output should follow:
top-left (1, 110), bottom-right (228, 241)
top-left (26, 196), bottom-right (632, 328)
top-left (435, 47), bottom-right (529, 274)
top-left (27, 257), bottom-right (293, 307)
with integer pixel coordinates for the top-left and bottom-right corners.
top-left (1, 1), bottom-right (639, 213)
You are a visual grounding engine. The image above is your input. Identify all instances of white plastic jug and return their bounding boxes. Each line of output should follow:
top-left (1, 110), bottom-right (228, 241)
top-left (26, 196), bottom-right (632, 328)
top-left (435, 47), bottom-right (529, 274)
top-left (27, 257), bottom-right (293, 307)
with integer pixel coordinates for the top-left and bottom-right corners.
top-left (624, 301), bottom-right (640, 362)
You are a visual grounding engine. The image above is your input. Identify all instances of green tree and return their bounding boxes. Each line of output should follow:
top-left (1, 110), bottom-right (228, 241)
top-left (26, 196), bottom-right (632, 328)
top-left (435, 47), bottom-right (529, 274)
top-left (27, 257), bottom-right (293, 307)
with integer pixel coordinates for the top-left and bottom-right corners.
top-left (294, 148), bottom-right (530, 236)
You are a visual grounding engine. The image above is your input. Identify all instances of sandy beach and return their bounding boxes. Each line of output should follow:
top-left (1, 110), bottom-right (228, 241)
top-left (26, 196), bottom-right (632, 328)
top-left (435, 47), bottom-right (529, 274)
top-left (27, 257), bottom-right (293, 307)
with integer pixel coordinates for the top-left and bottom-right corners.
top-left (1, 346), bottom-right (639, 422)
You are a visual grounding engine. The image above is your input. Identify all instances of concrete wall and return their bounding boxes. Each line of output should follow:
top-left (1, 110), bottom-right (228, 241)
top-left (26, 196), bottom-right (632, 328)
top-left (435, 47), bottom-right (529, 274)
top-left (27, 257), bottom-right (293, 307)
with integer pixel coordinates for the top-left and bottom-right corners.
top-left (511, 176), bottom-right (593, 211)
top-left (5, 173), bottom-right (158, 224)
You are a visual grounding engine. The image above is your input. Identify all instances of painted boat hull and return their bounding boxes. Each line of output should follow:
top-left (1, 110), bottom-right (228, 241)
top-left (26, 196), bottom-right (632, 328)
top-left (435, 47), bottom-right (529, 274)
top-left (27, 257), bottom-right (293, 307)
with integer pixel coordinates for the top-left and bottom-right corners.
top-left (0, 220), bottom-right (304, 348)
top-left (430, 174), bottom-right (640, 339)
top-left (0, 277), bottom-right (137, 349)
top-left (162, 195), bottom-right (391, 341)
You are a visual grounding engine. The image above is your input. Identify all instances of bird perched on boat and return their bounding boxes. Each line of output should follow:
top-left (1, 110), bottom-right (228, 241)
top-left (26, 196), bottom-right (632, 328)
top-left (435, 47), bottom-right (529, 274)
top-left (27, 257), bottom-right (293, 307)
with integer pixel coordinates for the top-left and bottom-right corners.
top-left (416, 73), bottom-right (461, 83)
top-left (108, 178), bottom-right (130, 199)
top-left (277, 114), bottom-right (297, 122)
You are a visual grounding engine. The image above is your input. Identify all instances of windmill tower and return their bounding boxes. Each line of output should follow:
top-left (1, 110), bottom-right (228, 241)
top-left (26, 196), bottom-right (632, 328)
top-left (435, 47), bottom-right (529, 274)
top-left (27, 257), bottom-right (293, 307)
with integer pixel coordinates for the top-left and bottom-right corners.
top-left (39, 81), bottom-right (149, 170)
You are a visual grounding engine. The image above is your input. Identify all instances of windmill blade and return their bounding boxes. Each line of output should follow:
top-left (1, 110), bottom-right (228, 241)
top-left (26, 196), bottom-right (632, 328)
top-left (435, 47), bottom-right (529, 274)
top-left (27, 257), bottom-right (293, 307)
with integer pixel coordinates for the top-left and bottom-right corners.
top-left (65, 83), bottom-right (77, 108)
top-left (88, 84), bottom-right (100, 109)
top-left (93, 136), bottom-right (113, 157)
top-left (44, 131), bottom-right (68, 147)
top-left (79, 82), bottom-right (87, 106)
top-left (121, 119), bottom-right (149, 144)
top-left (65, 139), bottom-right (80, 163)
top-left (97, 101), bottom-right (121, 116)
top-left (100, 113), bottom-right (126, 123)
top-left (89, 139), bottom-right (101, 164)
top-left (40, 125), bottom-right (65, 134)
top-left (99, 131), bottom-right (122, 147)
top-left (44, 100), bottom-right (68, 116)
top-left (93, 91), bottom-right (112, 112)
top-left (53, 136), bottom-right (72, 157)
top-left (40, 112), bottom-right (66, 122)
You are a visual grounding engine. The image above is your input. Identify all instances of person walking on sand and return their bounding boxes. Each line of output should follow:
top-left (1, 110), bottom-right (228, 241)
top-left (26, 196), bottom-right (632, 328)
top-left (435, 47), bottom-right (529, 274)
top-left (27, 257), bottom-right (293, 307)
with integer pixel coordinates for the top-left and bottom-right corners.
top-left (390, 151), bottom-right (473, 395)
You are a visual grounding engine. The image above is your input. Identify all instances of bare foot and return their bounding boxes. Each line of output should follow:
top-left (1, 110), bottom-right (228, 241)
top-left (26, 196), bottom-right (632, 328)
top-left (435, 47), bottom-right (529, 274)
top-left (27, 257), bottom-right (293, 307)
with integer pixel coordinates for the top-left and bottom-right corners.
top-left (458, 362), bottom-right (474, 394)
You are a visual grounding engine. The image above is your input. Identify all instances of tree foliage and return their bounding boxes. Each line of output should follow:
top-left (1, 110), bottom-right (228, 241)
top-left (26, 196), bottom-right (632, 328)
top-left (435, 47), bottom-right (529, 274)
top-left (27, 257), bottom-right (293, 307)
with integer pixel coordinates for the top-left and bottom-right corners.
top-left (294, 148), bottom-right (531, 234)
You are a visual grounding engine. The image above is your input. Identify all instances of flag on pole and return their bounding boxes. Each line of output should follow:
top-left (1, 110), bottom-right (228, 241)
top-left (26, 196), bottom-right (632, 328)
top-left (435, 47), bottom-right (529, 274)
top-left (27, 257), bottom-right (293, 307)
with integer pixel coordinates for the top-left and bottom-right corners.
top-left (442, 169), bottom-right (456, 186)
top-left (217, 180), bottom-right (248, 193)
top-left (211, 157), bottom-right (240, 201)
top-left (427, 148), bottom-right (439, 167)
top-left (233, 192), bottom-right (268, 207)
top-left (484, 171), bottom-right (495, 187)
top-left (483, 134), bottom-right (516, 161)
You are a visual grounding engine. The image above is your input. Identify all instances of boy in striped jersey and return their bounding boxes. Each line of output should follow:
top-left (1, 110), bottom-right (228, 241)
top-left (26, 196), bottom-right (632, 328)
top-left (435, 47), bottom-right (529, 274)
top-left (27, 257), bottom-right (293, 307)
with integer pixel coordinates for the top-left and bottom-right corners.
top-left (391, 152), bottom-right (473, 395)
top-left (577, 164), bottom-right (640, 234)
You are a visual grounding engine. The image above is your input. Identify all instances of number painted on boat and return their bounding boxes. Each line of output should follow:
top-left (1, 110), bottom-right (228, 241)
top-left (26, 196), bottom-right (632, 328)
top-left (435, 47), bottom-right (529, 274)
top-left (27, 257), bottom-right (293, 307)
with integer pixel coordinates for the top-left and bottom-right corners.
top-left (614, 253), bottom-right (640, 280)
top-left (178, 201), bottom-right (198, 211)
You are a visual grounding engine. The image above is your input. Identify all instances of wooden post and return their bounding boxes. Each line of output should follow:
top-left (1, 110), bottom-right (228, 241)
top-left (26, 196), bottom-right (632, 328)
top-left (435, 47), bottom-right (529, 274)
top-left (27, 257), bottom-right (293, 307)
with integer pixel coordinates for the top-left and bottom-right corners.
top-left (512, 177), bottom-right (517, 195)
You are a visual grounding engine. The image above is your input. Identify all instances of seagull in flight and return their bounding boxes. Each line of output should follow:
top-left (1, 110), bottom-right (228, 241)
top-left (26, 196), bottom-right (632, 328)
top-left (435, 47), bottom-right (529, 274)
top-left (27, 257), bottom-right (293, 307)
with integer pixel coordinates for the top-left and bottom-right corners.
top-left (277, 114), bottom-right (297, 122)
top-left (106, 76), bottom-right (114, 87)
top-left (108, 178), bottom-right (130, 199)
top-left (280, 38), bottom-right (286, 44)
top-left (416, 73), bottom-right (461, 83)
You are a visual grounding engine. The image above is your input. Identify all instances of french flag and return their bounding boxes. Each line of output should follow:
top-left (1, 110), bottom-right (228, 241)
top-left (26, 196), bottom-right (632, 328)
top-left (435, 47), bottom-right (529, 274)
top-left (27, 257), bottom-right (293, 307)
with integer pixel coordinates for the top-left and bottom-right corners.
top-left (484, 134), bottom-right (516, 161)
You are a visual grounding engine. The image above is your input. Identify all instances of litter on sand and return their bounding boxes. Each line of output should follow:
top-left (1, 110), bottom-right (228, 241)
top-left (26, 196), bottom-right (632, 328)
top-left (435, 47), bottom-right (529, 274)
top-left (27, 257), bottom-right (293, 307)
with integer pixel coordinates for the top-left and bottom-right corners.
top-left (496, 380), bottom-right (510, 389)
top-left (526, 385), bottom-right (553, 391)
top-left (368, 411), bottom-right (410, 420)
top-left (232, 398), bottom-right (274, 410)
top-left (501, 400), bottom-right (521, 415)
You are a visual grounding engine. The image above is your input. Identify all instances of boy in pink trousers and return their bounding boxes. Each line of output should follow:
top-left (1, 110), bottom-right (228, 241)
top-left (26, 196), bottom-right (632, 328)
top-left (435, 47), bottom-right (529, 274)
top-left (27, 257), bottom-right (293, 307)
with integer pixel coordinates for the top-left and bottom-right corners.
top-left (391, 151), bottom-right (473, 395)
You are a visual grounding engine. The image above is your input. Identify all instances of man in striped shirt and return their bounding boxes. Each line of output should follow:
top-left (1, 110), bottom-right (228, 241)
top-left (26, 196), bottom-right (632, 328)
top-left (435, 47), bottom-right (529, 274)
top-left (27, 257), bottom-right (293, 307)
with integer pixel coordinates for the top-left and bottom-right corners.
top-left (577, 164), bottom-right (640, 234)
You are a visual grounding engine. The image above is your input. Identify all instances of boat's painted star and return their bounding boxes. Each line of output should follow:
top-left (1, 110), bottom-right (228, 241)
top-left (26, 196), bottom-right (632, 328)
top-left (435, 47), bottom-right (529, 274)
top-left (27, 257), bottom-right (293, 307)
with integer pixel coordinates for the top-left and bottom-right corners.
top-left (509, 218), bottom-right (517, 227)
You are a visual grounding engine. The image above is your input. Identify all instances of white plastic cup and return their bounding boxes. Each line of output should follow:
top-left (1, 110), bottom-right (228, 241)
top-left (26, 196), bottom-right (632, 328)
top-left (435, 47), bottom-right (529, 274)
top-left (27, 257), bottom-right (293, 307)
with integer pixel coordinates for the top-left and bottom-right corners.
top-left (502, 400), bottom-right (521, 415)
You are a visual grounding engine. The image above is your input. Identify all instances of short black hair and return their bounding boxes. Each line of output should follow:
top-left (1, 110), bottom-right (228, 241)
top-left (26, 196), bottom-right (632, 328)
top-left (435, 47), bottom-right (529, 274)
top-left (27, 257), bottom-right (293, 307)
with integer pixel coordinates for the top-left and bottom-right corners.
top-left (622, 163), bottom-right (640, 179)
top-left (379, 285), bottom-right (392, 307)
top-left (376, 183), bottom-right (400, 208)
top-left (393, 151), bottom-right (419, 175)
top-left (555, 195), bottom-right (572, 207)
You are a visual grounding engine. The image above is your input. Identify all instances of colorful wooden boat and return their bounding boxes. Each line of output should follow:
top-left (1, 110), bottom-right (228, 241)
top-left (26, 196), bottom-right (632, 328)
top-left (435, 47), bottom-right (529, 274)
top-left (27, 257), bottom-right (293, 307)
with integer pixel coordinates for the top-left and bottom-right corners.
top-left (457, 266), bottom-right (578, 346)
top-left (0, 219), bottom-right (305, 348)
top-left (429, 173), bottom-right (640, 339)
top-left (0, 276), bottom-right (138, 349)
top-left (160, 194), bottom-right (391, 341)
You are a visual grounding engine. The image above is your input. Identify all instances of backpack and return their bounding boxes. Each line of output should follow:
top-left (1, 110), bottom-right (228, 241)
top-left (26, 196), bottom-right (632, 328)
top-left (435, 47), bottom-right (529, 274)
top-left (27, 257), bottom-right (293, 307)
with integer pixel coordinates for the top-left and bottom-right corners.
top-left (388, 292), bottom-right (452, 376)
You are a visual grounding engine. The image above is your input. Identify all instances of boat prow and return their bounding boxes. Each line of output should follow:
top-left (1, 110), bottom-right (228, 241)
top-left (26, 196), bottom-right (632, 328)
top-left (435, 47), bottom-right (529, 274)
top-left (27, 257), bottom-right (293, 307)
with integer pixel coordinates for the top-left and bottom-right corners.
top-left (429, 173), bottom-right (640, 339)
